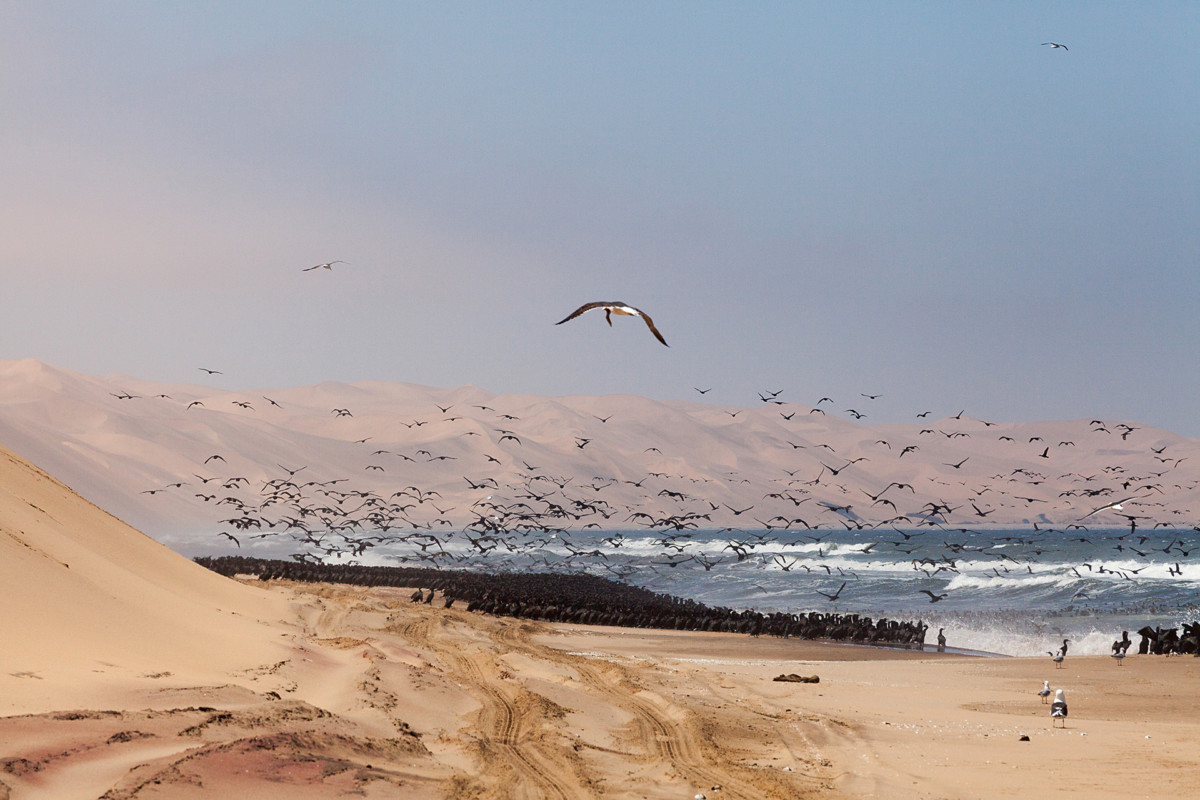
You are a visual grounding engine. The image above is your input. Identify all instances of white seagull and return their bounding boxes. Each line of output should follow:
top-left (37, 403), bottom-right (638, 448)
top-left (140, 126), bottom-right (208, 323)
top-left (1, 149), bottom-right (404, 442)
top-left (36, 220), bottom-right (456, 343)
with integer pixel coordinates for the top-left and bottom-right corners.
top-left (1038, 680), bottom-right (1052, 704)
top-left (1079, 495), bottom-right (1147, 521)
top-left (555, 301), bottom-right (669, 346)
top-left (302, 260), bottom-right (346, 272)
top-left (1050, 688), bottom-right (1068, 727)
top-left (1042, 42), bottom-right (1069, 51)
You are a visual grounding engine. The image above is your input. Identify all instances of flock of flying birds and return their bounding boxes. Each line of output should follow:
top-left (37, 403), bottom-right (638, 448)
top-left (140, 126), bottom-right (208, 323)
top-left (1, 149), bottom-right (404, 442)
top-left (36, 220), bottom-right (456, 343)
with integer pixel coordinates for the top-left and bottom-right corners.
top-left (96, 255), bottom-right (1195, 610)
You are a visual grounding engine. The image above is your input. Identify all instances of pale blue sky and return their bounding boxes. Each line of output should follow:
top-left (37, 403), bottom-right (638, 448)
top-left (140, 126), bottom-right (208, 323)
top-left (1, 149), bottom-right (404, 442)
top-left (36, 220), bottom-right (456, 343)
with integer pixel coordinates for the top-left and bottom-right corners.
top-left (3, 3), bottom-right (1198, 432)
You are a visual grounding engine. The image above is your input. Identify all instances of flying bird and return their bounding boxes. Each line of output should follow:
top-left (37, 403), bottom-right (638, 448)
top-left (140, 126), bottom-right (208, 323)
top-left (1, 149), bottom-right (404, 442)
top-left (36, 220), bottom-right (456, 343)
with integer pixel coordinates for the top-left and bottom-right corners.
top-left (555, 301), bottom-right (668, 346)
top-left (1042, 42), bottom-right (1068, 50)
top-left (1079, 495), bottom-right (1146, 520)
top-left (303, 261), bottom-right (346, 271)
top-left (817, 581), bottom-right (847, 601)
top-left (919, 589), bottom-right (948, 603)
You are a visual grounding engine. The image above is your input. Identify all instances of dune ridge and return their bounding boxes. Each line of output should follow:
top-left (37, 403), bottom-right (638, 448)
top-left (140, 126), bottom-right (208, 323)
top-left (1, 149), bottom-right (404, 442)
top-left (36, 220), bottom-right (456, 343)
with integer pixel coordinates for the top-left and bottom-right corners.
top-left (1, 359), bottom-right (1197, 556)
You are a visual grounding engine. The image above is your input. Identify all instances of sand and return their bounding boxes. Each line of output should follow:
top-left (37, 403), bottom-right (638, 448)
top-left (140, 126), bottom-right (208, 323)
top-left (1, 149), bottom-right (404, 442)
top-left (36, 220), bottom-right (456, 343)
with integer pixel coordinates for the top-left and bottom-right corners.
top-left (3, 576), bottom-right (1199, 799)
top-left (2, 433), bottom-right (1199, 799)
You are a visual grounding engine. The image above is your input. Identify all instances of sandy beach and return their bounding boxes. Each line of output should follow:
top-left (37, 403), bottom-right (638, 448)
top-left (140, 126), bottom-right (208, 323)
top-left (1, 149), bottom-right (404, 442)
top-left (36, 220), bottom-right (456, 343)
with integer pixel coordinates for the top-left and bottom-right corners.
top-left (4, 574), bottom-right (1199, 799)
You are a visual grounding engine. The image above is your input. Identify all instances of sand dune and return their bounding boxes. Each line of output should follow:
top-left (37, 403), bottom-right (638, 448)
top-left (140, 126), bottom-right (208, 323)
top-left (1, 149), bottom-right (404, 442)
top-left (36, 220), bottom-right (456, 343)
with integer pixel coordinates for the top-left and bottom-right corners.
top-left (1, 359), bottom-right (1196, 558)
top-left (0, 442), bottom-right (298, 715)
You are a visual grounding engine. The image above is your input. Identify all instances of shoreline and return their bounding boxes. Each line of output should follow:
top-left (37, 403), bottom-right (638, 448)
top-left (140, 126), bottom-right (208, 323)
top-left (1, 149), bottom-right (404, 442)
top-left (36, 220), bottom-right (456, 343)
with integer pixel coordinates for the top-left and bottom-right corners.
top-left (4, 579), bottom-right (1197, 799)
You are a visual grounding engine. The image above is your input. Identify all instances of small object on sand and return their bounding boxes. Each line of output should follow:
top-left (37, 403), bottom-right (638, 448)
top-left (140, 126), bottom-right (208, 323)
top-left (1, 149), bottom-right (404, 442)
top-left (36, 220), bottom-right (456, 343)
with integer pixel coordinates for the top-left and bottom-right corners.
top-left (1019, 735), bottom-right (1030, 741)
top-left (1050, 688), bottom-right (1068, 727)
top-left (773, 673), bottom-right (820, 683)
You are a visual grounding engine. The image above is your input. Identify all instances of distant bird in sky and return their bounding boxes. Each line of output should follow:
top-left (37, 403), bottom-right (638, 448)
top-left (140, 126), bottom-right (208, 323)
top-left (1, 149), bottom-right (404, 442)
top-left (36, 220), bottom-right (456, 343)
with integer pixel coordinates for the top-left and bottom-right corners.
top-left (555, 301), bottom-right (668, 346)
top-left (303, 261), bottom-right (345, 271)
top-left (198, 367), bottom-right (222, 375)
top-left (920, 589), bottom-right (948, 603)
top-left (1042, 42), bottom-right (1068, 50)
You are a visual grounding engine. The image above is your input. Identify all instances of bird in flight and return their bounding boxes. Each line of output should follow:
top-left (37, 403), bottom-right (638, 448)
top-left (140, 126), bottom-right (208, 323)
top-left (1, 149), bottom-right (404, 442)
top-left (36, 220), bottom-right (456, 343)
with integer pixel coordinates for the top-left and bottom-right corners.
top-left (302, 261), bottom-right (346, 271)
top-left (198, 368), bottom-right (222, 375)
top-left (817, 581), bottom-right (847, 602)
top-left (1042, 42), bottom-right (1068, 50)
top-left (556, 301), bottom-right (668, 346)
top-left (1079, 495), bottom-right (1146, 521)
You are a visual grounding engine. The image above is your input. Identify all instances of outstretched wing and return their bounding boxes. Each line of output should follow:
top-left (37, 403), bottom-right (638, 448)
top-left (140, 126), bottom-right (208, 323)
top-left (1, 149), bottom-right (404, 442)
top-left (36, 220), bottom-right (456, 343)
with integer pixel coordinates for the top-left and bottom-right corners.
top-left (555, 301), bottom-right (611, 325)
top-left (635, 308), bottom-right (670, 347)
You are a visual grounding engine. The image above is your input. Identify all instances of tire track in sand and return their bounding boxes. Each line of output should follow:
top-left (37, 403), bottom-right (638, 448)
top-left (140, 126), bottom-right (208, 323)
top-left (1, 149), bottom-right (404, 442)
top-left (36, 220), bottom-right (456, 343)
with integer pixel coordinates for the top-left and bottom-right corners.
top-left (392, 611), bottom-right (592, 800)
top-left (492, 622), bottom-right (787, 800)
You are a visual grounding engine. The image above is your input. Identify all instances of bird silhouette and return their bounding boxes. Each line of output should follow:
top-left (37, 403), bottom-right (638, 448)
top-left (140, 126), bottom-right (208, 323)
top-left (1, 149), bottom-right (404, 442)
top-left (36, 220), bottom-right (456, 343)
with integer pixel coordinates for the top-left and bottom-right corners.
top-left (817, 581), bottom-right (847, 601)
top-left (303, 260), bottom-right (345, 271)
top-left (556, 301), bottom-right (668, 346)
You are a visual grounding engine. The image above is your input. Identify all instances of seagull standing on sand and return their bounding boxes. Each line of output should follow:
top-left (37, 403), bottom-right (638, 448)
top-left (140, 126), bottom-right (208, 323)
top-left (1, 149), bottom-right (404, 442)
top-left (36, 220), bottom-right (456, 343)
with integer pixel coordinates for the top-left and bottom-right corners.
top-left (1039, 680), bottom-right (1052, 703)
top-left (555, 301), bottom-right (669, 346)
top-left (1050, 688), bottom-right (1068, 727)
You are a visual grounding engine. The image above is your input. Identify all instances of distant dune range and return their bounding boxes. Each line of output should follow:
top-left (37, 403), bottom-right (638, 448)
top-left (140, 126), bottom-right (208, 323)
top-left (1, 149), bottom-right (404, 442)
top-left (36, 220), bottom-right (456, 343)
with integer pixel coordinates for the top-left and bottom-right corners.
top-left (1, 359), bottom-right (1197, 561)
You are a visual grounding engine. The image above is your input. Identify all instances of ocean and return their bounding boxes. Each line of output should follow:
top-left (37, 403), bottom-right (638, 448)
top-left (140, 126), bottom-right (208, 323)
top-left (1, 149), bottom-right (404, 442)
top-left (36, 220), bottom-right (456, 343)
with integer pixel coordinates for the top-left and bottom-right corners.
top-left (226, 523), bottom-right (1200, 658)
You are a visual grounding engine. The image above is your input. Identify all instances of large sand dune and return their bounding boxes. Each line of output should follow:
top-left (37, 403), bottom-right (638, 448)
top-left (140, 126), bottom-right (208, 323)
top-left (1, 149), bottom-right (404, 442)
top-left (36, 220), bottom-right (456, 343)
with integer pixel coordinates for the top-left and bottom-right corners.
top-left (1, 360), bottom-right (1196, 559)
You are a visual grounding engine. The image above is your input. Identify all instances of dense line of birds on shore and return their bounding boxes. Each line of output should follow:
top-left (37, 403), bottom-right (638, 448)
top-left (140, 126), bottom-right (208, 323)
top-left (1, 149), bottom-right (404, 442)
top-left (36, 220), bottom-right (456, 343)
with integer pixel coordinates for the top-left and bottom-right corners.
top-left (197, 556), bottom-right (930, 647)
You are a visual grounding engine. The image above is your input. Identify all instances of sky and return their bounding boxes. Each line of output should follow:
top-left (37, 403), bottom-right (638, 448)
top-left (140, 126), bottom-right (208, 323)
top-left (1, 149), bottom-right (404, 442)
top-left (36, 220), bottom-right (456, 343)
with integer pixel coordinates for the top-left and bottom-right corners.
top-left (3, 2), bottom-right (1198, 434)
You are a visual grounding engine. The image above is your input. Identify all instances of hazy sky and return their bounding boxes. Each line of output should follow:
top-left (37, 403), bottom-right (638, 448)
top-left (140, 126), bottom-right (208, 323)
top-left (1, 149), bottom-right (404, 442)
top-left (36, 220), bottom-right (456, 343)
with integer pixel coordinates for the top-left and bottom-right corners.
top-left (3, 3), bottom-right (1198, 433)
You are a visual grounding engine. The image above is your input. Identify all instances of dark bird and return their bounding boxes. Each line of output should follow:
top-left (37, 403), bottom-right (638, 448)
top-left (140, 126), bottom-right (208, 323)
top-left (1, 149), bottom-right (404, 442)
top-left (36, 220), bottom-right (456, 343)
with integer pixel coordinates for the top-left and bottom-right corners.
top-left (1042, 42), bottom-right (1068, 50)
top-left (817, 582), bottom-right (847, 602)
top-left (556, 301), bottom-right (668, 346)
top-left (919, 589), bottom-right (949, 603)
top-left (198, 368), bottom-right (223, 375)
top-left (303, 260), bottom-right (346, 271)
